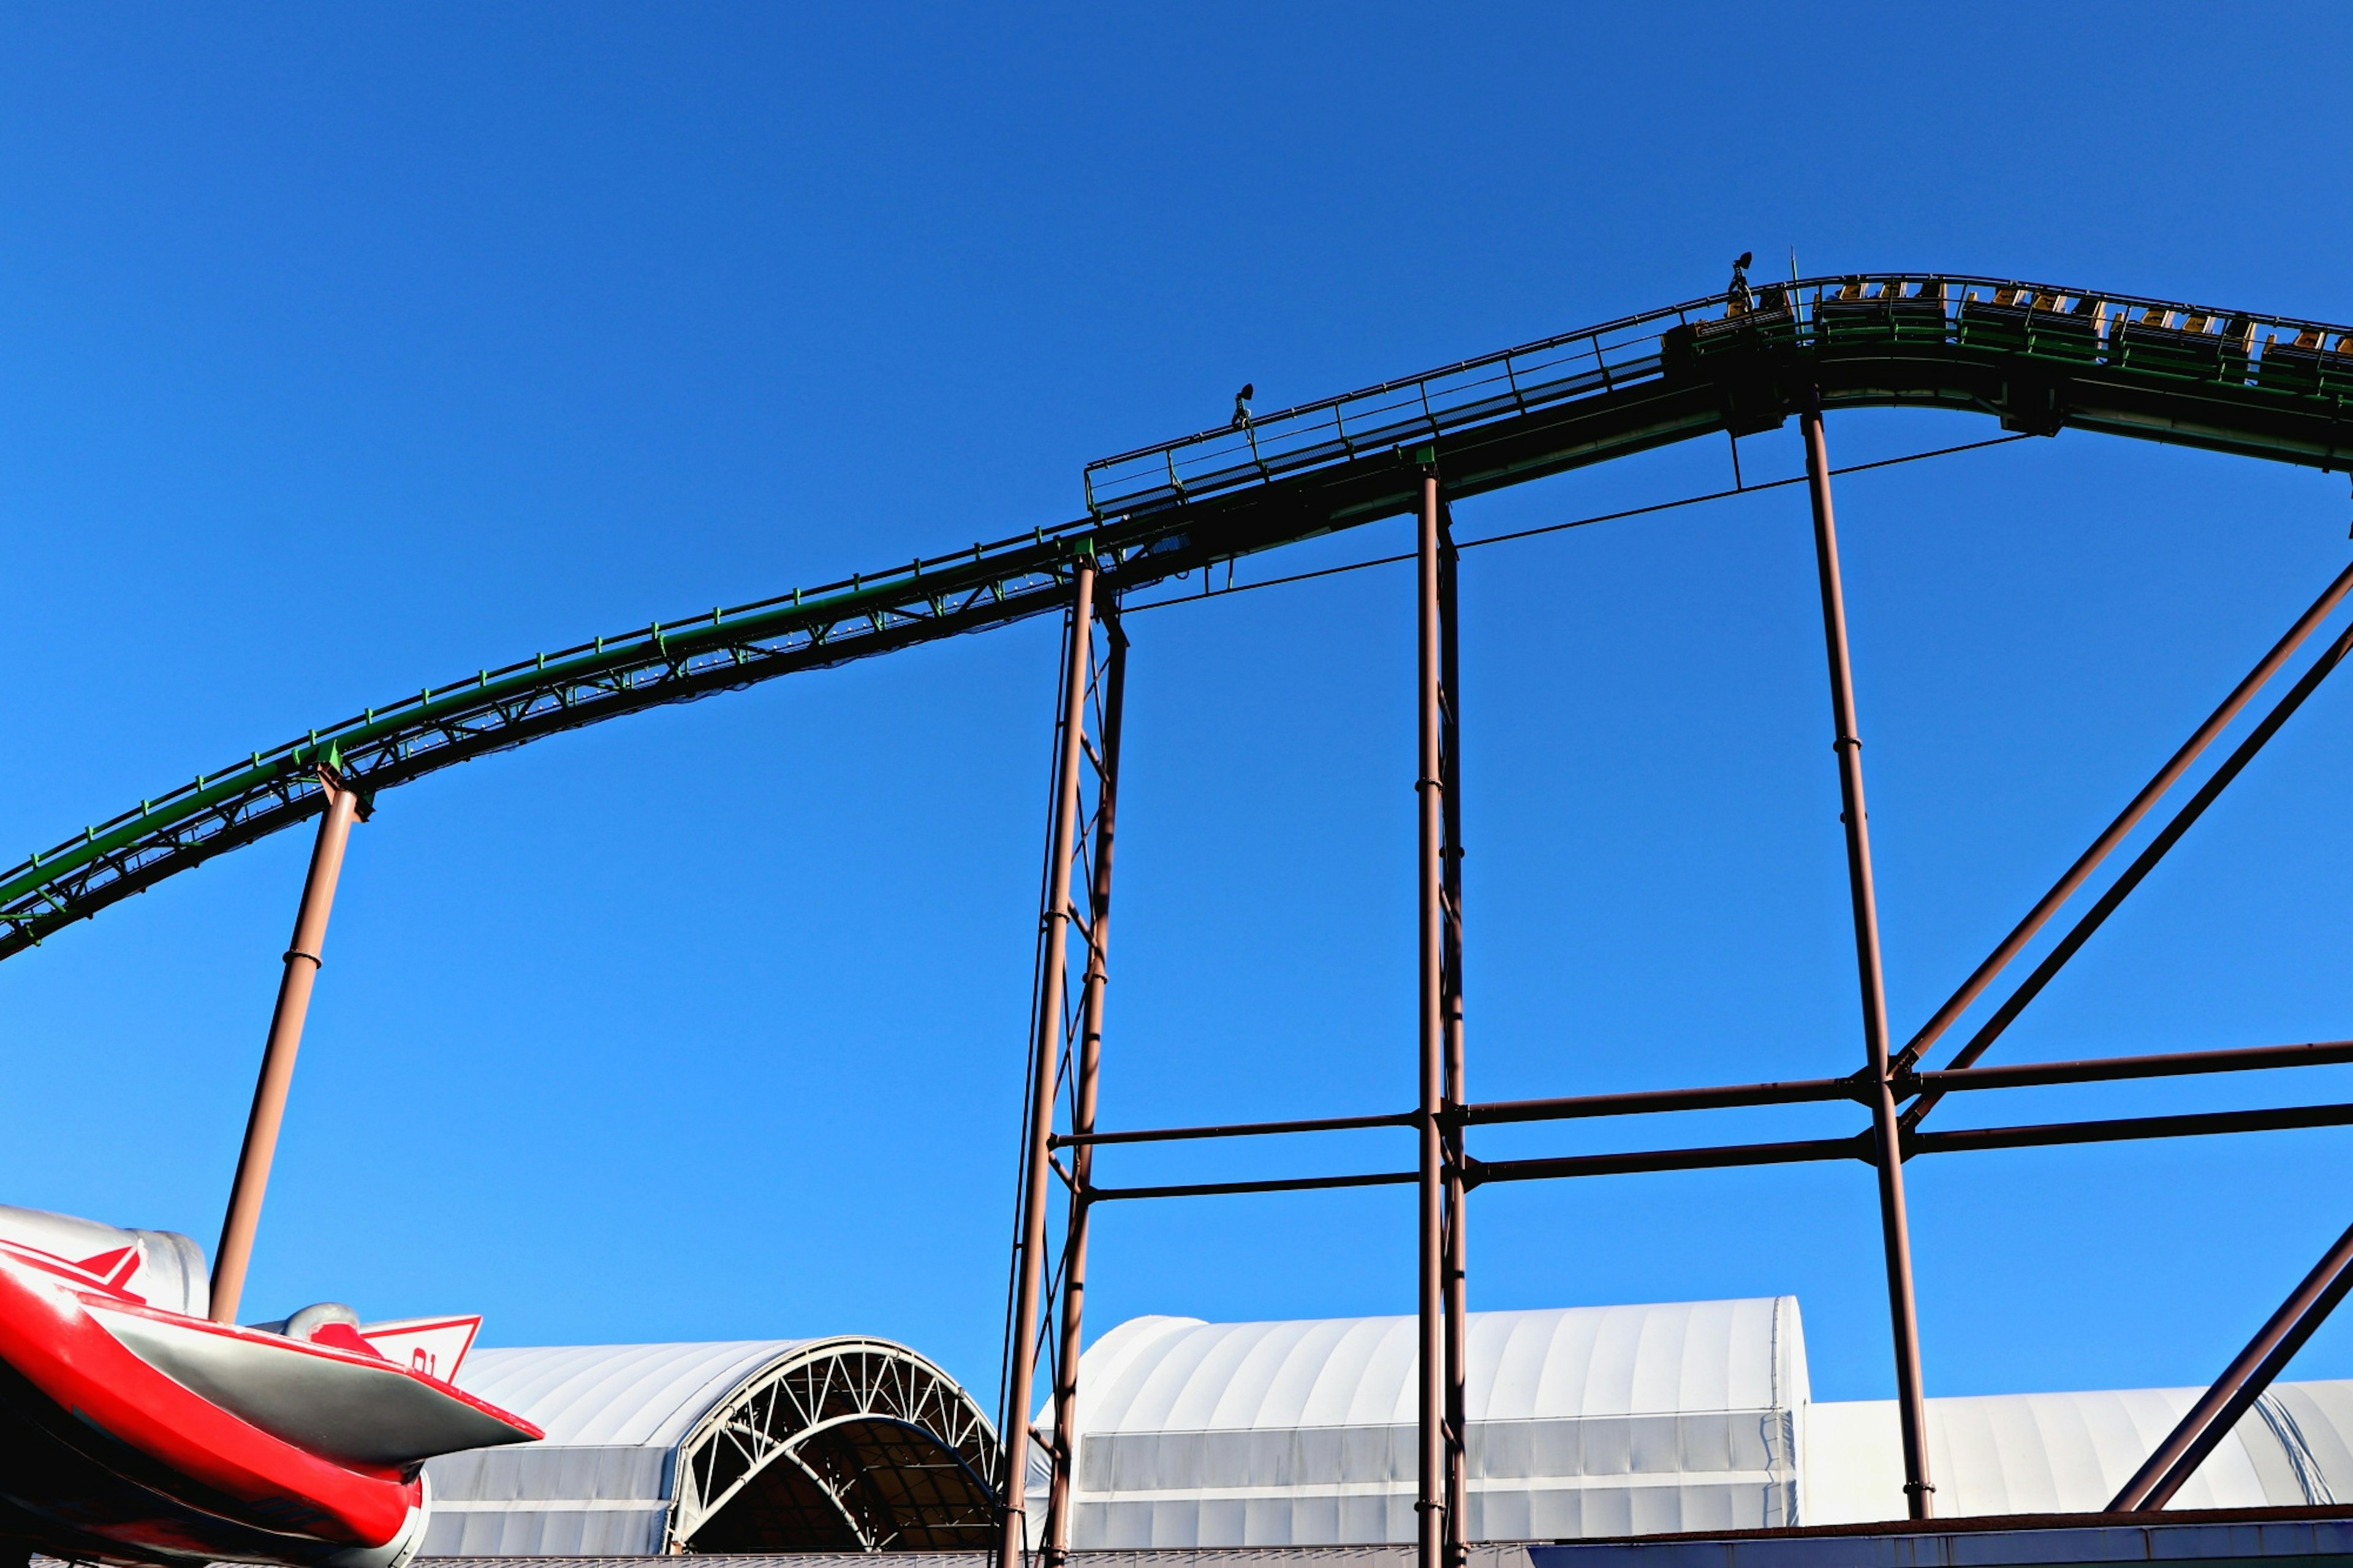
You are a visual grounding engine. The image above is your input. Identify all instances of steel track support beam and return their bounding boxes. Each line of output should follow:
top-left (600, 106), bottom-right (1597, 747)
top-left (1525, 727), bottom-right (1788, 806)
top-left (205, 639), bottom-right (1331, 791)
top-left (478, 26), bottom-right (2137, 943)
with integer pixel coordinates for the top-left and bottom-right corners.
top-left (1415, 467), bottom-right (1454, 1568)
top-left (1800, 395), bottom-right (1934, 1519)
top-left (210, 770), bottom-right (363, 1324)
top-left (1436, 498), bottom-right (1469, 1568)
top-left (1042, 607), bottom-right (1127, 1568)
top-left (999, 560), bottom-right (1096, 1568)
top-left (2110, 1217), bottom-right (2353, 1512)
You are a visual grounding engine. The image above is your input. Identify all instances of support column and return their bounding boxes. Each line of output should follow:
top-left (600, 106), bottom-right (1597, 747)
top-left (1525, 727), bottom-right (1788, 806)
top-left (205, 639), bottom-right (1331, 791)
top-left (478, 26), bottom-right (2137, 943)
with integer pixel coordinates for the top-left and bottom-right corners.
top-left (1044, 611), bottom-right (1127, 1567)
top-left (1437, 503), bottom-right (1469, 1568)
top-left (1416, 470), bottom-right (1448, 1568)
top-left (1799, 397), bottom-right (1934, 1519)
top-left (211, 768), bottom-right (363, 1325)
top-left (999, 561), bottom-right (1097, 1568)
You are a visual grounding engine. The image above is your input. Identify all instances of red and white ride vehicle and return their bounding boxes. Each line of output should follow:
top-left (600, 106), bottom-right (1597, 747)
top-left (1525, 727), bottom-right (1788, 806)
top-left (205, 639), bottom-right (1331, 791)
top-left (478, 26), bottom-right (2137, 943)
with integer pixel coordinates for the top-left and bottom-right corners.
top-left (0, 1203), bottom-right (539, 1568)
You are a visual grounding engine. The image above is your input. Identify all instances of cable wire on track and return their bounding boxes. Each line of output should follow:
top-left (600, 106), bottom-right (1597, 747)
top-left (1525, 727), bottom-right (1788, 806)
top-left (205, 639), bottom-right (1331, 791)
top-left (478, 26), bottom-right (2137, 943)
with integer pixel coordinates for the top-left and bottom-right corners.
top-left (1121, 432), bottom-right (2037, 613)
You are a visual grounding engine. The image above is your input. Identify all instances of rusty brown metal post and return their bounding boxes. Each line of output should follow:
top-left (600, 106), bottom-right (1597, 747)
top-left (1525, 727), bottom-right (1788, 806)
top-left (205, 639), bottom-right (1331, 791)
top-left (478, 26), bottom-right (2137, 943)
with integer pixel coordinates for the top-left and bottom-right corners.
top-left (210, 771), bottom-right (362, 1325)
top-left (1800, 396), bottom-right (1934, 1519)
top-left (1415, 468), bottom-right (1448, 1568)
top-left (1001, 560), bottom-right (1096, 1568)
top-left (2111, 1216), bottom-right (2353, 1512)
top-left (1043, 610), bottom-right (1126, 1567)
top-left (1898, 558), bottom-right (2353, 1082)
top-left (1436, 502), bottom-right (1469, 1568)
top-left (1909, 611), bottom-right (2353, 1130)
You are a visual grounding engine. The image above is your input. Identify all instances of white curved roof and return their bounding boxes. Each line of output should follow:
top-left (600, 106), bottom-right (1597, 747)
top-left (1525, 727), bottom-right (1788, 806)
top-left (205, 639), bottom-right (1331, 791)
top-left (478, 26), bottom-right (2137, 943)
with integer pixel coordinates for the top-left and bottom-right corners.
top-left (453, 1340), bottom-right (811, 1447)
top-left (1809, 1381), bottom-right (2353, 1521)
top-left (1056, 1299), bottom-right (1806, 1434)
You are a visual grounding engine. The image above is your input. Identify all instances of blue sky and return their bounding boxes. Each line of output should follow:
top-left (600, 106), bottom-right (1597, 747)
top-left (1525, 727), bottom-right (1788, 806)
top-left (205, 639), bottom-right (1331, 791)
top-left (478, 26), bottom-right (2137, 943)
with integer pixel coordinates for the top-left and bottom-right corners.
top-left (4, 2), bottom-right (2353, 1422)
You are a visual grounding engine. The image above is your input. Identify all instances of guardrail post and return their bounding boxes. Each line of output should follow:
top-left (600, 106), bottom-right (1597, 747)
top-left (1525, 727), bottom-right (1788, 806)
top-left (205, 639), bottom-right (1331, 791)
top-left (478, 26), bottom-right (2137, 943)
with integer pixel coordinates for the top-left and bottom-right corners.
top-left (210, 768), bottom-right (363, 1324)
top-left (1000, 562), bottom-right (1097, 1568)
top-left (1799, 394), bottom-right (1934, 1518)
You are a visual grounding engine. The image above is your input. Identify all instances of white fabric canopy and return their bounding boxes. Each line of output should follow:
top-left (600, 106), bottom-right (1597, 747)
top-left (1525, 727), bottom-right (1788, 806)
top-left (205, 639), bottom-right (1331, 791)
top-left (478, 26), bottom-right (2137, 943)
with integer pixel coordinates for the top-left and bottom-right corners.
top-left (1033, 1301), bottom-right (1809, 1548)
top-left (1036, 1303), bottom-right (2353, 1545)
top-left (1808, 1382), bottom-right (2353, 1522)
top-left (424, 1341), bottom-right (812, 1556)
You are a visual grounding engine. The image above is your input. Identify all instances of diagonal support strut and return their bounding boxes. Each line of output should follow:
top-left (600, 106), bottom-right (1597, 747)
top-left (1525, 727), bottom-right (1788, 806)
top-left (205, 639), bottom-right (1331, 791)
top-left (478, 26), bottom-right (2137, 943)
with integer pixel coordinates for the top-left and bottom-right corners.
top-left (2110, 1217), bottom-right (2353, 1512)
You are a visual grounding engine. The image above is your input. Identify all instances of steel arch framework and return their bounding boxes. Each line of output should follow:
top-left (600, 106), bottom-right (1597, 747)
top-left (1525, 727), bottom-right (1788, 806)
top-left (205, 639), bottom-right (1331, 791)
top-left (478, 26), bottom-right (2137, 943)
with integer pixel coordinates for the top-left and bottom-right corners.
top-left (669, 1337), bottom-right (1000, 1553)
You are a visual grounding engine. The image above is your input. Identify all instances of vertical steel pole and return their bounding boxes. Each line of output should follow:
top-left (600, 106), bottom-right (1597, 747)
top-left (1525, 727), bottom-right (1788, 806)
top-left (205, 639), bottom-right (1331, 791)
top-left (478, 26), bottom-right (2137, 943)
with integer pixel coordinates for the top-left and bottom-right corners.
top-left (1437, 504), bottom-right (1469, 1568)
top-left (1000, 561), bottom-right (1096, 1568)
top-left (1044, 613), bottom-right (1126, 1567)
top-left (211, 773), bottom-right (362, 1325)
top-left (1800, 396), bottom-right (1934, 1519)
top-left (1416, 471), bottom-right (1447, 1568)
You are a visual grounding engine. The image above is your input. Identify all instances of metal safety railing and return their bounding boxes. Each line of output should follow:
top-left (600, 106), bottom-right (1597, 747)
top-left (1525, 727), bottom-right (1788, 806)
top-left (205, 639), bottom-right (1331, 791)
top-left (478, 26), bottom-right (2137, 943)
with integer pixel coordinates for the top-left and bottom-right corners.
top-left (11, 270), bottom-right (2351, 967)
top-left (1082, 272), bottom-right (2353, 521)
top-left (1082, 300), bottom-right (1695, 518)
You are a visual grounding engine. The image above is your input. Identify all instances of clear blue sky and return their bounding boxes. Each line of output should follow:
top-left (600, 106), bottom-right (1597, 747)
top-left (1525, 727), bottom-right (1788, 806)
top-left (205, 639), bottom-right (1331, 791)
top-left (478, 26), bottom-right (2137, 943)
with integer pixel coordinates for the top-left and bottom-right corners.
top-left (5, 4), bottom-right (2352, 1420)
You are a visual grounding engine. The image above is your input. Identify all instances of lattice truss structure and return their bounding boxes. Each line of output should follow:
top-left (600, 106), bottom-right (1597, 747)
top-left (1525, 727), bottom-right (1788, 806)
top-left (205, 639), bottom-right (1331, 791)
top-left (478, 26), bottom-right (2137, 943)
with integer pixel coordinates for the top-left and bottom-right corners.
top-left (669, 1338), bottom-right (1002, 1553)
top-left (996, 576), bottom-right (1127, 1562)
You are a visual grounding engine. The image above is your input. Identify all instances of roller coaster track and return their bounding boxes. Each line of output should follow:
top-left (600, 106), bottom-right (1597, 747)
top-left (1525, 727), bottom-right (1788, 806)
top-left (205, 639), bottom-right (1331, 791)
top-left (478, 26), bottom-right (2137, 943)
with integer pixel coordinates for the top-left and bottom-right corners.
top-left (7, 271), bottom-right (2351, 962)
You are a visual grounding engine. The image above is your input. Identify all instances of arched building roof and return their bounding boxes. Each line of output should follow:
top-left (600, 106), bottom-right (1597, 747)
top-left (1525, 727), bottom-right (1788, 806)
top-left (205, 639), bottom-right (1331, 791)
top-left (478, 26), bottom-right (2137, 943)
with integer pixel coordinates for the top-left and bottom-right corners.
top-left (1034, 1301), bottom-right (1808, 1549)
top-left (1029, 1301), bottom-right (2353, 1550)
top-left (425, 1338), bottom-right (998, 1556)
top-left (455, 1341), bottom-right (809, 1449)
top-left (1808, 1381), bottom-right (2353, 1521)
top-left (1064, 1300), bottom-right (1806, 1436)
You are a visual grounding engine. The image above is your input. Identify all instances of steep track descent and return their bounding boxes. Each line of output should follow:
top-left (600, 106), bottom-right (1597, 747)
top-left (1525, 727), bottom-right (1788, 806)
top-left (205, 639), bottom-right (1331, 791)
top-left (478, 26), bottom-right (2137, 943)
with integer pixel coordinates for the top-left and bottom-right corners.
top-left (6, 272), bottom-right (2350, 961)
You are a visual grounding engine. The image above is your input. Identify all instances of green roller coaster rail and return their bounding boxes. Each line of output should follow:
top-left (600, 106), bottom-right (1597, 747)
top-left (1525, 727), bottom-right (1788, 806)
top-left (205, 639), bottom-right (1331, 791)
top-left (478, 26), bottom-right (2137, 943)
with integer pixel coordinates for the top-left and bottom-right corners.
top-left (6, 271), bottom-right (2350, 962)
